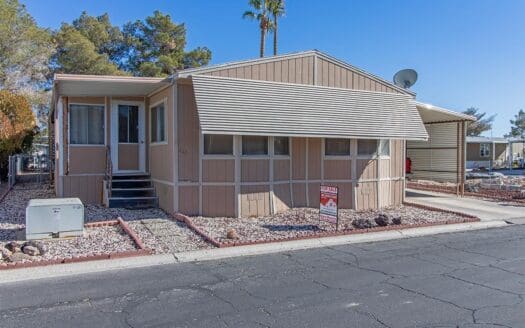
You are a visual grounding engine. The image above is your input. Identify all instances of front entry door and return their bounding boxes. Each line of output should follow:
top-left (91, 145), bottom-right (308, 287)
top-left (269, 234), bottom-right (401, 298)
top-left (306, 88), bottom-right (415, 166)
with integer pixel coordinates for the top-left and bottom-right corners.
top-left (111, 101), bottom-right (145, 173)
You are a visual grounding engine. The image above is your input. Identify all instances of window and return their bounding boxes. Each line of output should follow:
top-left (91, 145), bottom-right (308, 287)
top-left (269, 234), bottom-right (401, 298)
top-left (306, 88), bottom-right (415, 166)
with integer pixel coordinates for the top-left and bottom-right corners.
top-left (274, 137), bottom-right (289, 156)
top-left (325, 138), bottom-right (350, 156)
top-left (118, 105), bottom-right (138, 143)
top-left (358, 139), bottom-right (378, 156)
top-left (242, 136), bottom-right (268, 155)
top-left (69, 104), bottom-right (104, 145)
top-left (480, 143), bottom-right (491, 157)
top-left (379, 139), bottom-right (390, 156)
top-left (204, 134), bottom-right (233, 155)
top-left (150, 102), bottom-right (165, 143)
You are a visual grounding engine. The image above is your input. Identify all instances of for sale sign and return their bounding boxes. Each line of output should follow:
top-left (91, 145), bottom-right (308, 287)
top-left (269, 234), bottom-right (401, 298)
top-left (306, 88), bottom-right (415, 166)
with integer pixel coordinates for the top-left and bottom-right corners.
top-left (320, 185), bottom-right (338, 228)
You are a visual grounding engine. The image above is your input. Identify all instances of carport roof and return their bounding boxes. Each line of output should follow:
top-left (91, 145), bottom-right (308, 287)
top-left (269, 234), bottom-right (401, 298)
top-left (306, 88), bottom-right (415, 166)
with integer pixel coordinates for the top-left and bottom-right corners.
top-left (415, 101), bottom-right (476, 124)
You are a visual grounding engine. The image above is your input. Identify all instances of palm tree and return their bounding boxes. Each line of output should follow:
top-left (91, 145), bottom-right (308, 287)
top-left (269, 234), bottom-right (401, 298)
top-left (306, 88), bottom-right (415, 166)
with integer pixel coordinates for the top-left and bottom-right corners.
top-left (242, 0), bottom-right (270, 57)
top-left (268, 0), bottom-right (285, 56)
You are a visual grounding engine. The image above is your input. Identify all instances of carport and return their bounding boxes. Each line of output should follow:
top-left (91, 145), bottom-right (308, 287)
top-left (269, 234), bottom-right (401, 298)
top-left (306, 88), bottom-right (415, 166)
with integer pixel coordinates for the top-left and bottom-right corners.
top-left (406, 102), bottom-right (476, 195)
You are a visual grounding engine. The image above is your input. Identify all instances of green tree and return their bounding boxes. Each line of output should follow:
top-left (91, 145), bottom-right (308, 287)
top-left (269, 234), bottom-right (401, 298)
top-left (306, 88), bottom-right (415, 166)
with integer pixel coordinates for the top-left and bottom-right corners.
top-left (463, 107), bottom-right (495, 136)
top-left (122, 11), bottom-right (211, 76)
top-left (0, 90), bottom-right (37, 179)
top-left (52, 24), bottom-right (124, 75)
top-left (506, 109), bottom-right (525, 139)
top-left (268, 0), bottom-right (285, 56)
top-left (243, 0), bottom-right (271, 58)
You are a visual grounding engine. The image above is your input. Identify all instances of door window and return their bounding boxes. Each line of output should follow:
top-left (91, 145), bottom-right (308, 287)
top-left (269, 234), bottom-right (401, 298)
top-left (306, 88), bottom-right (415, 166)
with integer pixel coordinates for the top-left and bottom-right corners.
top-left (118, 105), bottom-right (139, 143)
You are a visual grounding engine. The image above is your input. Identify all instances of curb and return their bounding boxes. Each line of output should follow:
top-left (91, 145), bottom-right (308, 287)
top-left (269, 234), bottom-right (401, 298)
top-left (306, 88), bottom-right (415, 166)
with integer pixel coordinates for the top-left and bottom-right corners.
top-left (0, 219), bottom-right (507, 284)
top-left (0, 218), bottom-right (152, 271)
top-left (175, 205), bottom-right (480, 248)
top-left (407, 183), bottom-right (525, 203)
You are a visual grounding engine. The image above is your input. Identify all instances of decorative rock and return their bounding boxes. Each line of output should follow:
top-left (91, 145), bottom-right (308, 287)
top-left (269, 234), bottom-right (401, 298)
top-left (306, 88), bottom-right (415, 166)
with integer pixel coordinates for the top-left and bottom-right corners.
top-left (226, 228), bottom-right (240, 240)
top-left (0, 246), bottom-right (12, 258)
top-left (392, 216), bottom-right (402, 225)
top-left (374, 213), bottom-right (390, 227)
top-left (22, 245), bottom-right (40, 256)
top-left (22, 241), bottom-right (46, 256)
top-left (352, 218), bottom-right (373, 229)
top-left (7, 252), bottom-right (32, 262)
top-left (5, 241), bottom-right (21, 253)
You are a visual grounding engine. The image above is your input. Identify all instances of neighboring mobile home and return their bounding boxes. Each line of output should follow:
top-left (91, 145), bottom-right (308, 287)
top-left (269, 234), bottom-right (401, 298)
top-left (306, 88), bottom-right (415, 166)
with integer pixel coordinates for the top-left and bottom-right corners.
top-left (50, 50), bottom-right (468, 218)
top-left (466, 136), bottom-right (509, 170)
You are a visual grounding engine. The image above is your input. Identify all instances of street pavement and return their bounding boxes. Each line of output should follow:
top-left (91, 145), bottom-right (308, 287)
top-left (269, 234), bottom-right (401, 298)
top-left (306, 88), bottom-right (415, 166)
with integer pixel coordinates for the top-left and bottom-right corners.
top-left (2, 225), bottom-right (525, 327)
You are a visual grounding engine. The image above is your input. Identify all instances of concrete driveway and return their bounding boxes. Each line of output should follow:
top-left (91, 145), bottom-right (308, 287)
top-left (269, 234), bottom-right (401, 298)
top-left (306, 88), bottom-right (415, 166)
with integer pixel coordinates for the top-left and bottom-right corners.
top-left (406, 188), bottom-right (525, 222)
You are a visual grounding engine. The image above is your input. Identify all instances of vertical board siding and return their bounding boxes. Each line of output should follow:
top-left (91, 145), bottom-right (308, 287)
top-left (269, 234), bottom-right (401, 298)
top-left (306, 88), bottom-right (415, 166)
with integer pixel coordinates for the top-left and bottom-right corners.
top-left (202, 185), bottom-right (235, 217)
top-left (62, 175), bottom-right (104, 204)
top-left (307, 138), bottom-right (322, 180)
top-left (324, 160), bottom-right (352, 180)
top-left (68, 147), bottom-right (106, 174)
top-left (291, 138), bottom-right (306, 179)
top-left (177, 83), bottom-right (200, 182)
top-left (178, 186), bottom-right (199, 215)
top-left (292, 183), bottom-right (307, 207)
top-left (356, 159), bottom-right (378, 180)
top-left (154, 181), bottom-right (174, 213)
top-left (273, 159), bottom-right (290, 181)
top-left (241, 159), bottom-right (270, 182)
top-left (355, 182), bottom-right (378, 211)
top-left (240, 185), bottom-right (271, 217)
top-left (202, 159), bottom-right (235, 182)
top-left (273, 183), bottom-right (292, 212)
top-left (148, 87), bottom-right (174, 183)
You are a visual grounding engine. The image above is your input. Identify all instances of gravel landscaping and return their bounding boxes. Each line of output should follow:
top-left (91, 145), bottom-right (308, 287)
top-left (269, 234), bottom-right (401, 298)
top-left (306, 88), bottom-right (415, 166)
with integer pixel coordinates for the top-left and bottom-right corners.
top-left (189, 206), bottom-right (474, 244)
top-left (0, 183), bottom-right (211, 264)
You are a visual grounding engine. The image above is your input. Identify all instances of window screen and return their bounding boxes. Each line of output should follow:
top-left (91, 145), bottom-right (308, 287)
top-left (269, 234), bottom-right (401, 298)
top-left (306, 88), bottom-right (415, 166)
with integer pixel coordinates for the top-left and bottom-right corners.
top-left (151, 103), bottom-right (165, 143)
top-left (242, 136), bottom-right (268, 155)
top-left (274, 137), bottom-right (289, 155)
top-left (204, 134), bottom-right (233, 155)
top-left (325, 138), bottom-right (350, 156)
top-left (69, 104), bottom-right (104, 144)
top-left (358, 139), bottom-right (378, 156)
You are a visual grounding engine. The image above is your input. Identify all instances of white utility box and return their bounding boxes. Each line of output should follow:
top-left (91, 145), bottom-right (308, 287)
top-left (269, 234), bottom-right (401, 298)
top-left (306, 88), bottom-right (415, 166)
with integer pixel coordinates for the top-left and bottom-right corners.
top-left (26, 198), bottom-right (84, 240)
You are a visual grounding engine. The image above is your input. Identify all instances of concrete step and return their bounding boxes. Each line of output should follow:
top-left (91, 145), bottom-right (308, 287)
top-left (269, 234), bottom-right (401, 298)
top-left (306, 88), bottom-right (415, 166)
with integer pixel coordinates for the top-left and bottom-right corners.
top-left (108, 196), bottom-right (158, 209)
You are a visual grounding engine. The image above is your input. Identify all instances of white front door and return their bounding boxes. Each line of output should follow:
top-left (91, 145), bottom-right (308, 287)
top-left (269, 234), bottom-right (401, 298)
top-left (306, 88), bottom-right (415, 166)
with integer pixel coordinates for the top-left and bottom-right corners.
top-left (111, 101), bottom-right (146, 173)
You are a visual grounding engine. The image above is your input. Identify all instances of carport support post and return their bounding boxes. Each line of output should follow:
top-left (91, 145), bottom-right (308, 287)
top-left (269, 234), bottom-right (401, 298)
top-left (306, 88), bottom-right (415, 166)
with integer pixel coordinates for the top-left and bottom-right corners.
top-left (456, 122), bottom-right (460, 196)
top-left (461, 121), bottom-right (466, 196)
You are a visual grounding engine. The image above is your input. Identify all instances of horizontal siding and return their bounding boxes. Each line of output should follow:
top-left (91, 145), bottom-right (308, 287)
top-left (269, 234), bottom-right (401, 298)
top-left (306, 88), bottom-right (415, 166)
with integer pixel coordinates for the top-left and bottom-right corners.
top-left (192, 75), bottom-right (427, 140)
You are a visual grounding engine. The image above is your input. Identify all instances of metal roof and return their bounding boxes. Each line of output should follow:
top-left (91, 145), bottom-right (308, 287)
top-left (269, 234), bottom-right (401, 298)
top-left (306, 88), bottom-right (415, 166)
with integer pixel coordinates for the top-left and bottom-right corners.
top-left (191, 75), bottom-right (428, 141)
top-left (466, 136), bottom-right (508, 144)
top-left (415, 101), bottom-right (476, 123)
top-left (177, 50), bottom-right (415, 96)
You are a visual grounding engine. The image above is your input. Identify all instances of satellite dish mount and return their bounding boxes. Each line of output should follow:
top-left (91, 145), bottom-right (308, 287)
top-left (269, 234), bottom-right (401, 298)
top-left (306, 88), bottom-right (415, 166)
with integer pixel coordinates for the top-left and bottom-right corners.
top-left (393, 69), bottom-right (418, 89)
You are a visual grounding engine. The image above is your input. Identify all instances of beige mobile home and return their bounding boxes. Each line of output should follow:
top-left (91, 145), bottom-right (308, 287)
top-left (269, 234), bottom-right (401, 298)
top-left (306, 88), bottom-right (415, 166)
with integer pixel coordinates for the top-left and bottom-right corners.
top-left (466, 136), bottom-right (508, 170)
top-left (50, 50), bottom-right (461, 218)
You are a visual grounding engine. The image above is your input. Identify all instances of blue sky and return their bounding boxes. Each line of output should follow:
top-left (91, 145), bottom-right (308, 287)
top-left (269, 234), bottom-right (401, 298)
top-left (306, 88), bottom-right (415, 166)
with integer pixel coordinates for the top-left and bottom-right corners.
top-left (22, 0), bottom-right (525, 137)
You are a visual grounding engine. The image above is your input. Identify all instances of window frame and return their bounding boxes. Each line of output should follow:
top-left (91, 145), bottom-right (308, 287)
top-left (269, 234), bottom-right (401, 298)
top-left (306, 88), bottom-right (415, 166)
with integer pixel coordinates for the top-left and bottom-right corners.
top-left (203, 134), bottom-right (234, 157)
top-left (242, 135), bottom-right (269, 157)
top-left (324, 138), bottom-right (351, 158)
top-left (378, 139), bottom-right (390, 158)
top-left (68, 103), bottom-right (106, 147)
top-left (480, 143), bottom-right (491, 158)
top-left (273, 136), bottom-right (290, 157)
top-left (149, 98), bottom-right (167, 145)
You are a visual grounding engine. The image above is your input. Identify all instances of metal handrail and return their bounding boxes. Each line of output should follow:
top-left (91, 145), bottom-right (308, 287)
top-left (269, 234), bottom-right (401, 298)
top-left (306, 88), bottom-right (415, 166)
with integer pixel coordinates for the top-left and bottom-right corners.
top-left (105, 146), bottom-right (112, 197)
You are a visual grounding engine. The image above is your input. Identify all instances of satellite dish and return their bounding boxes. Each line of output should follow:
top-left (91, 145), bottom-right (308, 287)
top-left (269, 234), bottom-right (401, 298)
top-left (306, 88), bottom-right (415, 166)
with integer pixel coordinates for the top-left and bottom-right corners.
top-left (393, 69), bottom-right (418, 89)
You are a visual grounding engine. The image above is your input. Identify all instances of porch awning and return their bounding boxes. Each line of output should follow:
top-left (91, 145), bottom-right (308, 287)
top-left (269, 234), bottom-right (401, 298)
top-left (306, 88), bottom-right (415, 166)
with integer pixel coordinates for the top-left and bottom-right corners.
top-left (191, 75), bottom-right (428, 140)
top-left (415, 101), bottom-right (476, 124)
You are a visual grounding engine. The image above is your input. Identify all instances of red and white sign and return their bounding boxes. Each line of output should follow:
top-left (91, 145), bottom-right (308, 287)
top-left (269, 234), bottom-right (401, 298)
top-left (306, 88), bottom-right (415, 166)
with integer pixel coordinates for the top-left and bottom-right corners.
top-left (320, 185), bottom-right (338, 225)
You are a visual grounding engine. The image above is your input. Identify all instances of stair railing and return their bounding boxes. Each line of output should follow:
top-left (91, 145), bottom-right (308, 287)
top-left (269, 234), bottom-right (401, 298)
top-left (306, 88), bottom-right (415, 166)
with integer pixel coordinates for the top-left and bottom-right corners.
top-left (105, 145), bottom-right (112, 198)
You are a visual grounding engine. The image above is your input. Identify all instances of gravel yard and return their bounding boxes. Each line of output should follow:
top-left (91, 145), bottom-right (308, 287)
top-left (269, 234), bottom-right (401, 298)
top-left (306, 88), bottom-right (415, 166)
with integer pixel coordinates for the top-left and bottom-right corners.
top-left (189, 206), bottom-right (473, 244)
top-left (0, 183), bottom-right (211, 264)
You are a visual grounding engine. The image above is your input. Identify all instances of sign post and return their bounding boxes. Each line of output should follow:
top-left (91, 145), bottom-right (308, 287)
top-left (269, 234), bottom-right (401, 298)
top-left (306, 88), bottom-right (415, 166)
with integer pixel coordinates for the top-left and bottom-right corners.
top-left (319, 185), bottom-right (339, 230)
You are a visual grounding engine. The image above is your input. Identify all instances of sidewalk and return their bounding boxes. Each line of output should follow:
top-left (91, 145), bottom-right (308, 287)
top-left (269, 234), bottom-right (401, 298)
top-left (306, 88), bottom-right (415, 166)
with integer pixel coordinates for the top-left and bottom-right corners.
top-left (406, 188), bottom-right (525, 222)
top-left (0, 219), bottom-right (507, 285)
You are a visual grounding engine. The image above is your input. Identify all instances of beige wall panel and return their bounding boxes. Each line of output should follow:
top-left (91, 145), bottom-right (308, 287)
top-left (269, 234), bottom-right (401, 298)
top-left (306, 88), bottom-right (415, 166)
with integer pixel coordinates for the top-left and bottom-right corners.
top-left (355, 181), bottom-right (377, 211)
top-left (241, 159), bottom-right (269, 182)
top-left (203, 186), bottom-right (236, 217)
top-left (291, 138), bottom-right (306, 179)
top-left (178, 186), bottom-right (199, 216)
top-left (390, 140), bottom-right (404, 178)
top-left (307, 138), bottom-right (322, 179)
top-left (62, 175), bottom-right (104, 204)
top-left (118, 144), bottom-right (139, 170)
top-left (281, 59), bottom-right (289, 82)
top-left (379, 180), bottom-right (392, 207)
top-left (292, 183), bottom-right (307, 207)
top-left (308, 182), bottom-right (321, 207)
top-left (331, 182), bottom-right (353, 209)
top-left (240, 185), bottom-right (270, 217)
top-left (177, 83), bottom-right (199, 182)
top-left (68, 146), bottom-right (106, 174)
top-left (148, 86), bottom-right (173, 182)
top-left (380, 159), bottom-right (390, 178)
top-left (324, 160), bottom-right (352, 180)
top-left (68, 97), bottom-right (105, 104)
top-left (153, 181), bottom-right (174, 214)
top-left (391, 180), bottom-right (403, 206)
top-left (202, 159), bottom-right (235, 183)
top-left (273, 183), bottom-right (292, 213)
top-left (273, 159), bottom-right (290, 181)
top-left (356, 159), bottom-right (377, 180)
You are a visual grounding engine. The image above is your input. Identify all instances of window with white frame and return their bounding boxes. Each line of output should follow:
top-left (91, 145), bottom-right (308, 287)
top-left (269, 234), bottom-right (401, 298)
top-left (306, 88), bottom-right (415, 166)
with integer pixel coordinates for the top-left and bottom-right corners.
top-left (274, 137), bottom-right (289, 156)
top-left (378, 139), bottom-right (390, 156)
top-left (150, 102), bottom-right (165, 143)
top-left (325, 138), bottom-right (351, 156)
top-left (204, 134), bottom-right (233, 155)
top-left (357, 139), bottom-right (377, 156)
top-left (480, 143), bottom-right (491, 157)
top-left (242, 136), bottom-right (268, 155)
top-left (69, 104), bottom-right (105, 145)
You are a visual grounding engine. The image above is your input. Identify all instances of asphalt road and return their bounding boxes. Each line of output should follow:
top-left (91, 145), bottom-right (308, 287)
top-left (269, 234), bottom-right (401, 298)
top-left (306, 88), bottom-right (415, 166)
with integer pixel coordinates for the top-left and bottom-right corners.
top-left (2, 225), bottom-right (525, 328)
